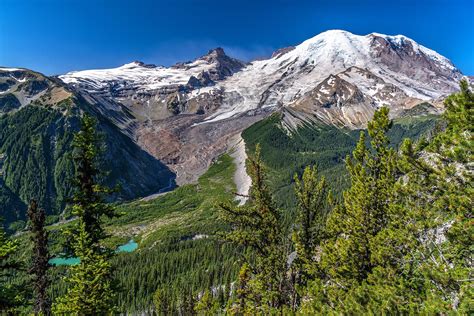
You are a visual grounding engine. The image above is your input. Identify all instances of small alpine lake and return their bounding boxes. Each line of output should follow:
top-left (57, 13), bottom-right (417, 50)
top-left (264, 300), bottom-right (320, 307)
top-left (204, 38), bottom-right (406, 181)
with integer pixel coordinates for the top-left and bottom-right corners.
top-left (49, 239), bottom-right (138, 266)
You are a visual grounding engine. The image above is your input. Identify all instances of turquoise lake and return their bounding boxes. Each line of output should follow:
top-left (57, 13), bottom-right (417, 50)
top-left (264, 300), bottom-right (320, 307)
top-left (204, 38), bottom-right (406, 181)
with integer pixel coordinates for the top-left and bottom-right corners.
top-left (49, 240), bottom-right (138, 266)
top-left (116, 239), bottom-right (138, 253)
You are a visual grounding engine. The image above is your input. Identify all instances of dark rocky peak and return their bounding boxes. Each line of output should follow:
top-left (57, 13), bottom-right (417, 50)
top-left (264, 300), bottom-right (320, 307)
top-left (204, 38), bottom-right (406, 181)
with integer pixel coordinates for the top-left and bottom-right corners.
top-left (199, 47), bottom-right (246, 69)
top-left (186, 72), bottom-right (214, 89)
top-left (309, 74), bottom-right (366, 107)
top-left (173, 47), bottom-right (243, 68)
top-left (205, 47), bottom-right (226, 58)
top-left (368, 34), bottom-right (462, 87)
top-left (174, 47), bottom-right (246, 83)
top-left (0, 68), bottom-right (37, 82)
top-left (0, 68), bottom-right (52, 96)
top-left (369, 34), bottom-right (419, 59)
top-left (127, 61), bottom-right (157, 68)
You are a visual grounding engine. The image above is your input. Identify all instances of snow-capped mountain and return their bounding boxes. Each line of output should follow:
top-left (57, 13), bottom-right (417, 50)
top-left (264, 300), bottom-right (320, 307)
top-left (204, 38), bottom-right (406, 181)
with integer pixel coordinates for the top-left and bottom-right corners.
top-left (55, 29), bottom-right (463, 183)
top-left (61, 47), bottom-right (245, 93)
top-left (206, 30), bottom-right (460, 125)
top-left (60, 30), bottom-right (461, 128)
top-left (60, 48), bottom-right (245, 129)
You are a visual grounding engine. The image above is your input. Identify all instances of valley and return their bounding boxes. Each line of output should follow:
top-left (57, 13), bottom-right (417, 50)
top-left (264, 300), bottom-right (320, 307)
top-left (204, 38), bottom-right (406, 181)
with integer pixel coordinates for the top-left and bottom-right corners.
top-left (0, 25), bottom-right (471, 314)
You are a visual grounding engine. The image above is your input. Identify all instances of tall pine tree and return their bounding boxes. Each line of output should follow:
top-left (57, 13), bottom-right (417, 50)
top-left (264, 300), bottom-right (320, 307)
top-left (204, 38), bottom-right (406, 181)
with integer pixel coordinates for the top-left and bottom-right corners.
top-left (219, 144), bottom-right (286, 313)
top-left (301, 107), bottom-right (402, 313)
top-left (399, 79), bottom-right (473, 312)
top-left (0, 216), bottom-right (20, 313)
top-left (290, 166), bottom-right (328, 309)
top-left (53, 114), bottom-right (117, 314)
top-left (28, 199), bottom-right (51, 315)
top-left (325, 106), bottom-right (396, 282)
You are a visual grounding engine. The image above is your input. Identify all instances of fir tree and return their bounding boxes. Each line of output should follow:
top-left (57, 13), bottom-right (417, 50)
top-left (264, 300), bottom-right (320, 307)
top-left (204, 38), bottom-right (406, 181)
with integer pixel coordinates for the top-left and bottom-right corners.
top-left (290, 166), bottom-right (328, 308)
top-left (153, 288), bottom-right (170, 315)
top-left (219, 144), bottom-right (286, 312)
top-left (28, 199), bottom-right (51, 315)
top-left (228, 262), bottom-right (252, 315)
top-left (0, 216), bottom-right (20, 312)
top-left (53, 114), bottom-right (117, 314)
top-left (325, 106), bottom-right (396, 282)
top-left (69, 114), bottom-right (116, 246)
top-left (399, 79), bottom-right (473, 312)
top-left (195, 289), bottom-right (218, 315)
top-left (53, 222), bottom-right (115, 314)
top-left (301, 107), bottom-right (401, 313)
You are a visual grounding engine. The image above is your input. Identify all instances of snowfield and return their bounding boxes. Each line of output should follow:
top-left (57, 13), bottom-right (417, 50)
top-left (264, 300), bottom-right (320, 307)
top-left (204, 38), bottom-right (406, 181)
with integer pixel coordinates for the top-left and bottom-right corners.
top-left (58, 30), bottom-right (462, 125)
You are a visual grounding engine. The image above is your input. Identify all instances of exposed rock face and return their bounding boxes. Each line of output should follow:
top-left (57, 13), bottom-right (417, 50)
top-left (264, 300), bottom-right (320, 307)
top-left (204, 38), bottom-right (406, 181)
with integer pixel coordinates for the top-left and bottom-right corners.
top-left (60, 48), bottom-right (245, 123)
top-left (271, 46), bottom-right (296, 58)
top-left (369, 34), bottom-right (460, 93)
top-left (289, 74), bottom-right (375, 128)
top-left (174, 47), bottom-right (246, 81)
top-left (136, 108), bottom-right (271, 184)
top-left (286, 65), bottom-right (432, 129)
top-left (57, 29), bottom-right (463, 185)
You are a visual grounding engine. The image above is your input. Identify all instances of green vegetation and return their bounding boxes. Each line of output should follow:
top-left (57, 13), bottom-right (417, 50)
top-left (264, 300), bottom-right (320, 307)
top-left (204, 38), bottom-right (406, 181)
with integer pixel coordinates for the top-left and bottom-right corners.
top-left (219, 145), bottom-right (286, 313)
top-left (111, 153), bottom-right (240, 313)
top-left (291, 165), bottom-right (329, 309)
top-left (0, 179), bottom-right (26, 226)
top-left (396, 80), bottom-right (473, 313)
top-left (226, 82), bottom-right (472, 313)
top-left (3, 82), bottom-right (471, 314)
top-left (6, 151), bottom-right (240, 314)
top-left (0, 214), bottom-right (21, 312)
top-left (242, 112), bottom-right (437, 212)
top-left (0, 101), bottom-right (174, 226)
top-left (0, 93), bottom-right (21, 112)
top-left (28, 200), bottom-right (51, 315)
top-left (0, 106), bottom-right (75, 222)
top-left (54, 115), bottom-right (118, 314)
top-left (305, 107), bottom-right (405, 313)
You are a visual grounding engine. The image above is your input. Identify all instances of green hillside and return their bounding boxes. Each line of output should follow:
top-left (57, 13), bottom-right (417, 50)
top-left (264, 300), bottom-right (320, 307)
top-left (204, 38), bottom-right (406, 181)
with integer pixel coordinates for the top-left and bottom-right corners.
top-left (242, 113), bottom-right (438, 212)
top-left (0, 99), bottom-right (175, 226)
top-left (11, 154), bottom-right (241, 314)
top-left (7, 112), bottom-right (440, 313)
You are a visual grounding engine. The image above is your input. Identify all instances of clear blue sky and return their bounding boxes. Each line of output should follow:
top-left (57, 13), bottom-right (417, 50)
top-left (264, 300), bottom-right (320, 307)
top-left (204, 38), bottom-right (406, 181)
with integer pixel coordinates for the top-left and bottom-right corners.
top-left (1, 0), bottom-right (473, 75)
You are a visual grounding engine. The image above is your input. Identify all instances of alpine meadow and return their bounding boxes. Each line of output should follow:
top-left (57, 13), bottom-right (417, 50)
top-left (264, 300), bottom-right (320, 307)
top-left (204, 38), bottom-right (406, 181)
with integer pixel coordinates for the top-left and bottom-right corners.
top-left (0, 0), bottom-right (473, 314)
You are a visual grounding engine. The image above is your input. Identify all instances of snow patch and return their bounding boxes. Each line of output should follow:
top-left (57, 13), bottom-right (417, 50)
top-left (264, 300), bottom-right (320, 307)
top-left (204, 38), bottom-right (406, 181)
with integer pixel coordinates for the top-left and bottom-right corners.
top-left (0, 67), bottom-right (21, 72)
top-left (229, 134), bottom-right (251, 205)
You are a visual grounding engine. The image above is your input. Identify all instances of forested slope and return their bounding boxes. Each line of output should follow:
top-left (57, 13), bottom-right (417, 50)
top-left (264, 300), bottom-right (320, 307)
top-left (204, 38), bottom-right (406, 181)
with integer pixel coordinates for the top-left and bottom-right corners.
top-left (0, 96), bottom-right (175, 226)
top-left (242, 112), bottom-right (438, 211)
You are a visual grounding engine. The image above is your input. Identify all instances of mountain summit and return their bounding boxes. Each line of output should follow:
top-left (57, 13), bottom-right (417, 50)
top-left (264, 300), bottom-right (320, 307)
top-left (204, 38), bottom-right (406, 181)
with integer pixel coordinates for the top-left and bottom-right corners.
top-left (206, 29), bottom-right (461, 124)
top-left (55, 29), bottom-right (463, 183)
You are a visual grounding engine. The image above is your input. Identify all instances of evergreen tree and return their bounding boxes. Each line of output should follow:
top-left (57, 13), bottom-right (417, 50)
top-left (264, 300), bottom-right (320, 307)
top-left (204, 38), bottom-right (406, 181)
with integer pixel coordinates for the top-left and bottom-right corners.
top-left (0, 216), bottom-right (20, 312)
top-left (53, 222), bottom-right (115, 314)
top-left (325, 106), bottom-right (396, 282)
top-left (227, 262), bottom-right (252, 315)
top-left (28, 199), bottom-right (51, 315)
top-left (290, 166), bottom-right (328, 308)
top-left (195, 289), bottom-right (218, 315)
top-left (301, 107), bottom-right (402, 313)
top-left (399, 79), bottom-right (473, 312)
top-left (153, 288), bottom-right (170, 315)
top-left (69, 114), bottom-right (116, 246)
top-left (53, 114), bottom-right (117, 314)
top-left (180, 289), bottom-right (196, 316)
top-left (219, 144), bottom-right (286, 312)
